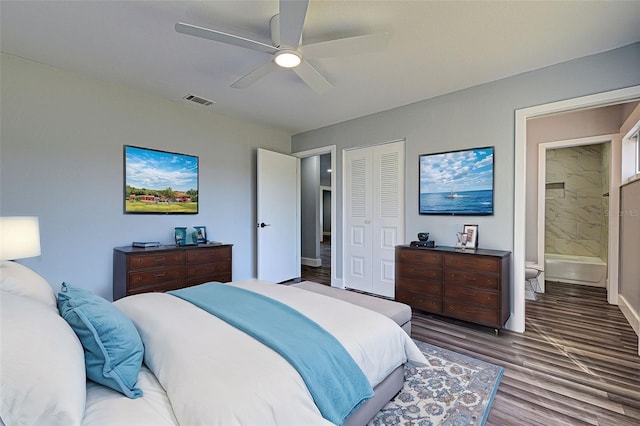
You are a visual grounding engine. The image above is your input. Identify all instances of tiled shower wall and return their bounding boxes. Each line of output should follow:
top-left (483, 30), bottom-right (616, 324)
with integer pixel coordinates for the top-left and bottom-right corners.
top-left (545, 143), bottom-right (609, 259)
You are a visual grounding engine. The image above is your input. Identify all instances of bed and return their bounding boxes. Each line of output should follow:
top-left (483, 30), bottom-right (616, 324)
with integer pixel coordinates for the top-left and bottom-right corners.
top-left (0, 260), bottom-right (426, 426)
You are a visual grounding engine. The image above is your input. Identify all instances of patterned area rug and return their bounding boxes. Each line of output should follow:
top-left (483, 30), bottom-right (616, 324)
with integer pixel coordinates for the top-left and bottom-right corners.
top-left (369, 340), bottom-right (503, 426)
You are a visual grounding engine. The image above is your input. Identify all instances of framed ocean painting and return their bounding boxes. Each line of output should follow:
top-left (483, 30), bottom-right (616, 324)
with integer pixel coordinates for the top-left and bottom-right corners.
top-left (419, 146), bottom-right (494, 215)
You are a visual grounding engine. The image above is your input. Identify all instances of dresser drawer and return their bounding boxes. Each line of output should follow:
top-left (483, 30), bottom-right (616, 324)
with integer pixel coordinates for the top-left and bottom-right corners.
top-left (128, 252), bottom-right (185, 270)
top-left (444, 285), bottom-right (499, 309)
top-left (444, 254), bottom-right (499, 273)
top-left (443, 299), bottom-right (499, 326)
top-left (187, 261), bottom-right (231, 279)
top-left (396, 262), bottom-right (442, 281)
top-left (396, 289), bottom-right (441, 314)
top-left (396, 249), bottom-right (442, 266)
top-left (396, 277), bottom-right (442, 296)
top-left (443, 269), bottom-right (499, 290)
top-left (128, 266), bottom-right (185, 289)
top-left (186, 246), bottom-right (232, 264)
top-left (127, 281), bottom-right (180, 296)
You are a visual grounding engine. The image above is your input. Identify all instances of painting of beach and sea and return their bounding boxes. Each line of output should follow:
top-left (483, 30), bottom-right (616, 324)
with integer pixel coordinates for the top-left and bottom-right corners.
top-left (419, 146), bottom-right (494, 215)
top-left (124, 145), bottom-right (199, 214)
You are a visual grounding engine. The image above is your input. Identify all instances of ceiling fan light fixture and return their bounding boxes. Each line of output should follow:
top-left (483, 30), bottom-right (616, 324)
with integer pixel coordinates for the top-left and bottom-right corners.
top-left (274, 50), bottom-right (302, 68)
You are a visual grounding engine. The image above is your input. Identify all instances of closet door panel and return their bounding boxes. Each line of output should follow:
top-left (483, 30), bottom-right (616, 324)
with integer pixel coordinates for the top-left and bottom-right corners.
top-left (344, 141), bottom-right (405, 297)
top-left (344, 150), bottom-right (372, 291)
top-left (372, 142), bottom-right (405, 297)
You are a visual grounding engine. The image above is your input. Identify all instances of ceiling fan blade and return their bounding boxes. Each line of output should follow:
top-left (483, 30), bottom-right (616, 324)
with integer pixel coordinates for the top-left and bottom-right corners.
top-left (293, 61), bottom-right (332, 94)
top-left (175, 22), bottom-right (278, 55)
top-left (300, 32), bottom-right (388, 59)
top-left (278, 0), bottom-right (308, 49)
top-left (231, 60), bottom-right (278, 89)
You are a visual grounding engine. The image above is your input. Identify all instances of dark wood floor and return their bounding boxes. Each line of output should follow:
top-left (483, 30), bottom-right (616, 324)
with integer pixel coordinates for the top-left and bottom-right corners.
top-left (304, 263), bottom-right (640, 426)
top-left (299, 246), bottom-right (640, 424)
top-left (412, 282), bottom-right (640, 425)
top-left (300, 237), bottom-right (331, 285)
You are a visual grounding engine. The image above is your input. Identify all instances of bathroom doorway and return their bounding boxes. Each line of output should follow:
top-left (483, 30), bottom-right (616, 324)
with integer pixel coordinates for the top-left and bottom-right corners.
top-left (536, 137), bottom-right (614, 299)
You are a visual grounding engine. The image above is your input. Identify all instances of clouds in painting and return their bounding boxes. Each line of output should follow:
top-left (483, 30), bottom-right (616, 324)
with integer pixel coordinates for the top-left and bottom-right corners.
top-left (125, 146), bottom-right (198, 191)
top-left (420, 147), bottom-right (493, 194)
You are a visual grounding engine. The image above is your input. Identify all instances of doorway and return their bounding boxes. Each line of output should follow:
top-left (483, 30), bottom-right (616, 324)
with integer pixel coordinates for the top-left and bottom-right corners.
top-left (536, 136), bottom-right (616, 297)
top-left (512, 85), bottom-right (640, 333)
top-left (294, 146), bottom-right (337, 286)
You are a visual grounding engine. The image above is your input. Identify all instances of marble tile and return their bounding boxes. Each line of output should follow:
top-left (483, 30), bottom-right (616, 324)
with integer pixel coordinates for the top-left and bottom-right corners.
top-left (554, 239), bottom-right (600, 257)
top-left (544, 144), bottom-right (607, 259)
top-left (546, 220), bottom-right (577, 240)
top-left (577, 222), bottom-right (601, 241)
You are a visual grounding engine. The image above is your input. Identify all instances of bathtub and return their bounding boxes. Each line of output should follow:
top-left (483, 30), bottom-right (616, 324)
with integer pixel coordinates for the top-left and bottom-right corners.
top-left (544, 253), bottom-right (607, 287)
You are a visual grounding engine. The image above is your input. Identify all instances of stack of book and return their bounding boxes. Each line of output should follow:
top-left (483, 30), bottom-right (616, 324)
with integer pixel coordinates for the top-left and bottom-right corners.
top-left (132, 241), bottom-right (161, 248)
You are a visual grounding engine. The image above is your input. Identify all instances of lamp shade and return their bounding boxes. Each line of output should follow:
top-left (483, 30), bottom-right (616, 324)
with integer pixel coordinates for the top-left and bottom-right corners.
top-left (0, 217), bottom-right (41, 260)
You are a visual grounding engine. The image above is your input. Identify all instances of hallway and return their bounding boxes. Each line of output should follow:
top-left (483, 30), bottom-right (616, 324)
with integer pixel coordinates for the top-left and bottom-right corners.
top-left (300, 237), bottom-right (331, 285)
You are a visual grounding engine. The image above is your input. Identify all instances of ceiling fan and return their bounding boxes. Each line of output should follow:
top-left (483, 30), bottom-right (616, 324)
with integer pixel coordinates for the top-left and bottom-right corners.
top-left (175, 0), bottom-right (387, 94)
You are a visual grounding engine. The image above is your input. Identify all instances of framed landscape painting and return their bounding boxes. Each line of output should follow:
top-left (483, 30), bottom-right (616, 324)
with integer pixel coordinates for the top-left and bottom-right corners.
top-left (419, 146), bottom-right (494, 215)
top-left (124, 145), bottom-right (199, 214)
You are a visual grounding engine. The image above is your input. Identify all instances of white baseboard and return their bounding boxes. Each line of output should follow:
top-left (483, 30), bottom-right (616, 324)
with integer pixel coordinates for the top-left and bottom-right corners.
top-left (301, 257), bottom-right (321, 267)
top-left (618, 294), bottom-right (640, 336)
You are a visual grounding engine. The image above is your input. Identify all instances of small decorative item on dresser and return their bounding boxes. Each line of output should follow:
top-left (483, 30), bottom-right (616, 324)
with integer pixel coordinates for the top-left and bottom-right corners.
top-left (194, 226), bottom-right (207, 243)
top-left (463, 224), bottom-right (478, 249)
top-left (132, 241), bottom-right (161, 248)
top-left (455, 232), bottom-right (468, 250)
top-left (174, 227), bottom-right (187, 246)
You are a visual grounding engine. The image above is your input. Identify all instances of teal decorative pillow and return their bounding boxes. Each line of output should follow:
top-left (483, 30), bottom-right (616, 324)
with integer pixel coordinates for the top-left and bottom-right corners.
top-left (57, 283), bottom-right (144, 398)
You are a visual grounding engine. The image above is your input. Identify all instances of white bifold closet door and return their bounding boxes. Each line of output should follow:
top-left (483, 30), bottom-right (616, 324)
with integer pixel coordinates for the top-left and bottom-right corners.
top-left (344, 140), bottom-right (404, 297)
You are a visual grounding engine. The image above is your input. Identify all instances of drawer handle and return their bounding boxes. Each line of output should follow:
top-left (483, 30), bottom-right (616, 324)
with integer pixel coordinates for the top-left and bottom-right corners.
top-left (153, 272), bottom-right (166, 277)
top-left (154, 256), bottom-right (166, 262)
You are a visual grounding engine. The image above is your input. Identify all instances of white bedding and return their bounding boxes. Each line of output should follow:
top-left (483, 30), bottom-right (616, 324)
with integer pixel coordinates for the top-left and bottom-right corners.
top-left (84, 366), bottom-right (178, 426)
top-left (114, 279), bottom-right (426, 425)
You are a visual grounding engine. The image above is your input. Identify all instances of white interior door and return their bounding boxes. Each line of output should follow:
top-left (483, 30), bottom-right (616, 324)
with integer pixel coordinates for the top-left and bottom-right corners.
top-left (257, 148), bottom-right (300, 283)
top-left (344, 141), bottom-right (404, 297)
top-left (344, 149), bottom-right (372, 292)
top-left (371, 142), bottom-right (404, 297)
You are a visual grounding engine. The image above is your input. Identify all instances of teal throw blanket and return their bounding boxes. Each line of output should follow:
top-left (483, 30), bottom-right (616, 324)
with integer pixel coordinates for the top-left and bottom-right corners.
top-left (169, 283), bottom-right (373, 425)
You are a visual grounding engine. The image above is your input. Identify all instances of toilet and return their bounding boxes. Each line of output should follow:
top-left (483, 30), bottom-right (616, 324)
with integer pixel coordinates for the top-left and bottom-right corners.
top-left (525, 261), bottom-right (543, 300)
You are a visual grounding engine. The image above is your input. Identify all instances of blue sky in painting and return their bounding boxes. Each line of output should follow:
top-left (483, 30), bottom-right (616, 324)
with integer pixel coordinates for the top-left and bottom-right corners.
top-left (125, 146), bottom-right (198, 191)
top-left (420, 147), bottom-right (493, 194)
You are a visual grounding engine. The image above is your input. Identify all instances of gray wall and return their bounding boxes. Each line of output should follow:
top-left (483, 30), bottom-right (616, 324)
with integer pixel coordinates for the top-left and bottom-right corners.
top-left (300, 156), bottom-right (320, 261)
top-left (292, 42), bottom-right (640, 281)
top-left (619, 179), bottom-right (640, 324)
top-left (0, 53), bottom-right (291, 299)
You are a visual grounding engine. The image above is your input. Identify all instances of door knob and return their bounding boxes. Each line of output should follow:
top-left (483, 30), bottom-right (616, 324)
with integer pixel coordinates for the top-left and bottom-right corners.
top-left (258, 222), bottom-right (271, 228)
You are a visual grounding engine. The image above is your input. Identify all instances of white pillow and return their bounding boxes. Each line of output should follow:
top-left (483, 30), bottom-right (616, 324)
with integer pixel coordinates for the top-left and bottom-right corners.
top-left (0, 260), bottom-right (56, 309)
top-left (0, 291), bottom-right (86, 425)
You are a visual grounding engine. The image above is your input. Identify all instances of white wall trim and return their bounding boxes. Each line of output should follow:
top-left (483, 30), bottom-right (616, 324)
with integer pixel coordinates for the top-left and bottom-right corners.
top-left (618, 294), bottom-right (640, 336)
top-left (320, 185), bottom-right (331, 243)
top-left (301, 257), bottom-right (322, 267)
top-left (511, 84), bottom-right (640, 333)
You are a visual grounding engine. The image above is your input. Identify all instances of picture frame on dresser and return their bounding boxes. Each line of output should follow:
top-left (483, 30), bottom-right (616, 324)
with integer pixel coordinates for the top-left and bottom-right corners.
top-left (463, 224), bottom-right (478, 249)
top-left (195, 226), bottom-right (207, 243)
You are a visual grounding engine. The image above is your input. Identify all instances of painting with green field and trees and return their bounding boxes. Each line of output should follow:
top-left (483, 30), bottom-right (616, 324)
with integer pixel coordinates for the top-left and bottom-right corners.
top-left (124, 145), bottom-right (198, 214)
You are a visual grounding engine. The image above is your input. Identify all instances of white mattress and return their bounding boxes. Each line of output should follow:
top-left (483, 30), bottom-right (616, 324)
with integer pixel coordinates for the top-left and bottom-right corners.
top-left (112, 279), bottom-right (426, 425)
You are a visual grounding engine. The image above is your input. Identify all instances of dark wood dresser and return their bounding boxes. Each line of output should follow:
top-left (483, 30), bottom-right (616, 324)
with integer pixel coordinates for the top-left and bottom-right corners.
top-left (113, 243), bottom-right (232, 300)
top-left (395, 245), bottom-right (511, 333)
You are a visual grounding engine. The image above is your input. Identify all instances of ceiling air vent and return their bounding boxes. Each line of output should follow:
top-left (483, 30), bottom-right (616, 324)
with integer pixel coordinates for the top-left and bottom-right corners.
top-left (183, 94), bottom-right (215, 107)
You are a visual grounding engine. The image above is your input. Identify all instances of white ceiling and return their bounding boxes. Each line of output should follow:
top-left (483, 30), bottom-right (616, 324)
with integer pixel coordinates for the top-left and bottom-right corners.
top-left (2, 1), bottom-right (639, 135)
